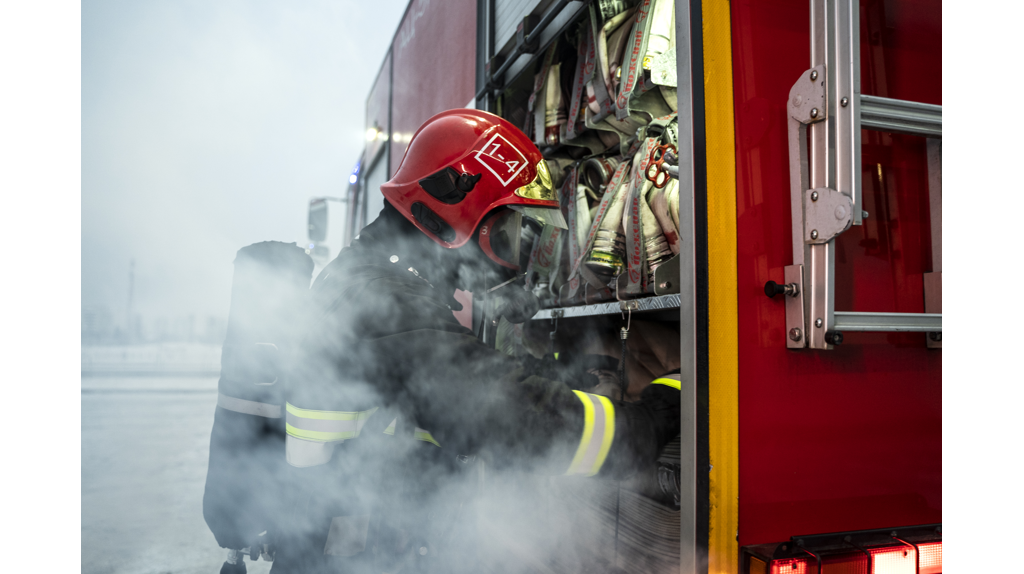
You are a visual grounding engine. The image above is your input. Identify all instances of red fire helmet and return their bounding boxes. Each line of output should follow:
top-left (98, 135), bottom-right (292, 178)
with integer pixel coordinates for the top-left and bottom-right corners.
top-left (380, 109), bottom-right (567, 258)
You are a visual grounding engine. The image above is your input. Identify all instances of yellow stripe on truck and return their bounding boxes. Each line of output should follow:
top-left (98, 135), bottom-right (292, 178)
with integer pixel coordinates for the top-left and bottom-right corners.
top-left (703, 0), bottom-right (740, 570)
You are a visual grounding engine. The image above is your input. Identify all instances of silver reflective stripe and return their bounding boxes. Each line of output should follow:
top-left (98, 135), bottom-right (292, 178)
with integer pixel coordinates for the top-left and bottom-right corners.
top-left (383, 418), bottom-right (397, 435)
top-left (566, 390), bottom-right (616, 477)
top-left (284, 403), bottom-right (378, 442)
top-left (286, 413), bottom-right (369, 434)
top-left (324, 515), bottom-right (370, 556)
top-left (217, 393), bottom-right (282, 418)
top-left (286, 435), bottom-right (336, 468)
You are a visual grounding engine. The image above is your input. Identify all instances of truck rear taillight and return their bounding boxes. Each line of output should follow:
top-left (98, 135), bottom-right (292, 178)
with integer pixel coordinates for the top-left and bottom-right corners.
top-left (769, 558), bottom-right (810, 574)
top-left (917, 542), bottom-right (942, 574)
top-left (742, 525), bottom-right (941, 574)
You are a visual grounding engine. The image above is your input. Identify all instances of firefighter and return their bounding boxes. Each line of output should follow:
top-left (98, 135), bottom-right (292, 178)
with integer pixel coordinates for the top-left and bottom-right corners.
top-left (272, 109), bottom-right (680, 573)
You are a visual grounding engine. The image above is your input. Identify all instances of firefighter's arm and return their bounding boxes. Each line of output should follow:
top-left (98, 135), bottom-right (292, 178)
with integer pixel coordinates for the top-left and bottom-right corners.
top-left (367, 329), bottom-right (680, 478)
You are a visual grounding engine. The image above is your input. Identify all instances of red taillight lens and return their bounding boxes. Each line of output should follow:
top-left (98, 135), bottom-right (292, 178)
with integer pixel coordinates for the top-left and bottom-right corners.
top-left (747, 540), bottom-right (941, 574)
top-left (868, 542), bottom-right (941, 574)
top-left (918, 542), bottom-right (942, 574)
top-left (870, 547), bottom-right (915, 574)
top-left (771, 558), bottom-right (810, 574)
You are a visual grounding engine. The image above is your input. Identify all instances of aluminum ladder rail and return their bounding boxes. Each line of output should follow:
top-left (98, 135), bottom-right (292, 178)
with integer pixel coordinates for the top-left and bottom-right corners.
top-left (782, 0), bottom-right (942, 350)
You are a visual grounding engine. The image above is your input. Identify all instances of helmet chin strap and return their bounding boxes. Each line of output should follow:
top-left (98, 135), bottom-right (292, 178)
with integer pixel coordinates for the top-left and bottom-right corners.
top-left (486, 274), bottom-right (524, 293)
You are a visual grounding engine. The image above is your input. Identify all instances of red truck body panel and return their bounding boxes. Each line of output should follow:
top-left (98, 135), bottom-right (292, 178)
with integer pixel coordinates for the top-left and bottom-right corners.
top-left (730, 0), bottom-right (942, 546)
top-left (367, 51), bottom-right (392, 167)
top-left (389, 0), bottom-right (477, 179)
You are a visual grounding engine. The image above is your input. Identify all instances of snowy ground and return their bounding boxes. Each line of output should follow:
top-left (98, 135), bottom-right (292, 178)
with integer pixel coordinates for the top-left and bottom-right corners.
top-left (82, 376), bottom-right (272, 574)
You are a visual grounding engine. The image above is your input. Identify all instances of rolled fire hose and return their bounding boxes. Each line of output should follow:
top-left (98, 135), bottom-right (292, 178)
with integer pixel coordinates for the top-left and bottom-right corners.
top-left (644, 0), bottom-right (674, 69)
top-left (637, 178), bottom-right (674, 276)
top-left (528, 41), bottom-right (559, 143)
top-left (543, 62), bottom-right (565, 146)
top-left (575, 184), bottom-right (593, 250)
top-left (580, 156), bottom-right (621, 202)
top-left (668, 177), bottom-right (680, 231)
top-left (594, 8), bottom-right (636, 110)
top-left (585, 176), bottom-right (629, 278)
top-left (585, 5), bottom-right (612, 115)
top-left (605, 12), bottom-right (635, 97)
top-left (643, 0), bottom-right (677, 111)
top-left (647, 179), bottom-right (680, 255)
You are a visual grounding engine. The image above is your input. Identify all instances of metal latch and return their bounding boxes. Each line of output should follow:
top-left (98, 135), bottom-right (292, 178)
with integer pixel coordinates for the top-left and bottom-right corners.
top-left (804, 187), bottom-right (853, 244)
top-left (788, 65), bottom-right (827, 125)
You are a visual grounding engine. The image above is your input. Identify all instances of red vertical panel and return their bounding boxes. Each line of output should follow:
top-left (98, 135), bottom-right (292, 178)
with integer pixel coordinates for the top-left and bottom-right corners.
top-left (366, 52), bottom-right (392, 167)
top-left (389, 0), bottom-right (477, 178)
top-left (730, 0), bottom-right (941, 545)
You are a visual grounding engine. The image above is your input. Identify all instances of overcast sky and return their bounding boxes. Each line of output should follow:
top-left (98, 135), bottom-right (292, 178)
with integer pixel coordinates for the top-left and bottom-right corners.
top-left (82, 0), bottom-right (408, 326)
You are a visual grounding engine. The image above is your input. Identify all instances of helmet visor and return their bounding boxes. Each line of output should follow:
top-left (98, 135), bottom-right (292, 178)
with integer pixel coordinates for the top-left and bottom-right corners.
top-left (508, 204), bottom-right (568, 229)
top-left (478, 209), bottom-right (523, 269)
top-left (514, 161), bottom-right (557, 202)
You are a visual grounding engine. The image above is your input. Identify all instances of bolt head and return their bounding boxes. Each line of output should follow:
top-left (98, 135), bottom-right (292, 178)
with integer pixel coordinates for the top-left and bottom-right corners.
top-left (841, 96), bottom-right (849, 107)
top-left (810, 70), bottom-right (818, 81)
top-left (811, 191), bottom-right (819, 202)
top-left (815, 318), bottom-right (823, 328)
top-left (810, 230), bottom-right (819, 240)
top-left (789, 328), bottom-right (802, 341)
top-left (810, 108), bottom-right (819, 119)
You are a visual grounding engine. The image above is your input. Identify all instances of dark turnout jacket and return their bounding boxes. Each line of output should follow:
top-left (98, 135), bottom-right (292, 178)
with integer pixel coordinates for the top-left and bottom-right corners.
top-left (212, 205), bottom-right (658, 574)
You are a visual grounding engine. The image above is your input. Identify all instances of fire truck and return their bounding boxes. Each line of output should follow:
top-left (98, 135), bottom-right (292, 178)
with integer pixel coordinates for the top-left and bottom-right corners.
top-left (309, 0), bottom-right (942, 572)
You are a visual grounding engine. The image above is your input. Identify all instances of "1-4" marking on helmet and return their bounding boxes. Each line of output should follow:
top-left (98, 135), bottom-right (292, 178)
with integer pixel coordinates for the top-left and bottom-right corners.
top-left (474, 133), bottom-right (529, 187)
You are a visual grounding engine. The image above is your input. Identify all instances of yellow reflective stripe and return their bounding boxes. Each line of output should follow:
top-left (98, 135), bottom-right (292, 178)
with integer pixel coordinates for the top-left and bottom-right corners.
top-left (414, 428), bottom-right (440, 447)
top-left (566, 391), bottom-right (614, 476)
top-left (567, 390), bottom-right (596, 474)
top-left (286, 423), bottom-right (360, 442)
top-left (286, 403), bottom-right (377, 421)
top-left (592, 394), bottom-right (615, 474)
top-left (383, 418), bottom-right (396, 435)
top-left (651, 376), bottom-right (682, 390)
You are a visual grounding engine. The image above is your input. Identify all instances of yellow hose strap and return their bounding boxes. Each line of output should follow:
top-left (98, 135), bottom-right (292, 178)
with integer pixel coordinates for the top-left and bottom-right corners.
top-left (650, 375), bottom-right (682, 390)
top-left (565, 391), bottom-right (616, 477)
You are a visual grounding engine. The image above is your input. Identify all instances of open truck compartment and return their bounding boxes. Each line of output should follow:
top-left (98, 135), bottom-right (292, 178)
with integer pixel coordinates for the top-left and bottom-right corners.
top-left (319, 0), bottom-right (942, 571)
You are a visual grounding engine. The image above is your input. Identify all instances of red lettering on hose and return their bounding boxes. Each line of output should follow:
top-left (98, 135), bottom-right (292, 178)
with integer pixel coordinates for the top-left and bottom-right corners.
top-left (616, 0), bottom-right (651, 110)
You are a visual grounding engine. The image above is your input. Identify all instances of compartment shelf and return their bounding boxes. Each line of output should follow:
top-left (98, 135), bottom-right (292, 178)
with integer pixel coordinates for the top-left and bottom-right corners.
top-left (533, 294), bottom-right (681, 320)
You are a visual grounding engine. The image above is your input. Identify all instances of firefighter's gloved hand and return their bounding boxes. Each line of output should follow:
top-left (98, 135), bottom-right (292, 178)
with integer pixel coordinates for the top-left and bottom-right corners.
top-left (601, 375), bottom-right (681, 479)
top-left (490, 284), bottom-right (540, 324)
top-left (637, 379), bottom-right (681, 454)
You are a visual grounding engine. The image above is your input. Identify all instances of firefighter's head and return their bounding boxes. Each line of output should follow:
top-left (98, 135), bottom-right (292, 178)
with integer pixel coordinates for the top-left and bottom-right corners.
top-left (381, 109), bottom-right (567, 272)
